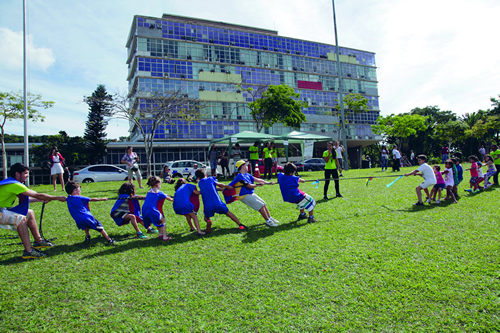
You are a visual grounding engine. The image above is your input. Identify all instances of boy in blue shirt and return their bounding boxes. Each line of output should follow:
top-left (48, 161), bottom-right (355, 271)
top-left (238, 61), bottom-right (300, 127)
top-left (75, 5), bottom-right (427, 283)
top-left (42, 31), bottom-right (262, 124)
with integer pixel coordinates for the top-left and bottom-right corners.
top-left (195, 168), bottom-right (245, 232)
top-left (277, 162), bottom-right (317, 223)
top-left (228, 160), bottom-right (279, 227)
top-left (65, 181), bottom-right (115, 245)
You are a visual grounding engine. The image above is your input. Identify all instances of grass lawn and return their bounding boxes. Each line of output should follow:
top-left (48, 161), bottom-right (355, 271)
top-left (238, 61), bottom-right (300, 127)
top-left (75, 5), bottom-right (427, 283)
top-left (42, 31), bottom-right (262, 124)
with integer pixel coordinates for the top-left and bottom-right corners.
top-left (1, 166), bottom-right (499, 332)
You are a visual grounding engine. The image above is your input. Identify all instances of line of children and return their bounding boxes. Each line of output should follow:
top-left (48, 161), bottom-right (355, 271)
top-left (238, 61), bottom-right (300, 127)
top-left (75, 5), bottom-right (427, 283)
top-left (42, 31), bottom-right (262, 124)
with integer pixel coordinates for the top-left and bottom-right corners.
top-left (173, 178), bottom-right (204, 235)
top-left (277, 162), bottom-right (317, 223)
top-left (228, 160), bottom-right (279, 227)
top-left (429, 165), bottom-right (445, 204)
top-left (142, 176), bottom-right (174, 241)
top-left (443, 160), bottom-right (458, 203)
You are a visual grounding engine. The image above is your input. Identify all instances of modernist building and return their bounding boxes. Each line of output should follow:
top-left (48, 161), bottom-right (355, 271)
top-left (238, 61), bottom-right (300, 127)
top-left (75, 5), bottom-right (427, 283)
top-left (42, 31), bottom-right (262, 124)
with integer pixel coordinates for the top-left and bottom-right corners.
top-left (125, 14), bottom-right (381, 166)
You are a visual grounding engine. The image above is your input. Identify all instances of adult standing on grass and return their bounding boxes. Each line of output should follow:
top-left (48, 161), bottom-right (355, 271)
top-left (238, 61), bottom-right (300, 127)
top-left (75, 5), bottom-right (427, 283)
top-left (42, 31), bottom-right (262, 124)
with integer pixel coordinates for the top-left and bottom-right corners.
top-left (248, 141), bottom-right (260, 176)
top-left (381, 144), bottom-right (389, 171)
top-left (219, 149), bottom-right (230, 178)
top-left (323, 141), bottom-right (342, 200)
top-left (404, 155), bottom-right (436, 206)
top-left (121, 146), bottom-right (143, 188)
top-left (392, 146), bottom-right (401, 172)
top-left (271, 142), bottom-right (279, 177)
top-left (231, 143), bottom-right (242, 177)
top-left (0, 163), bottom-right (66, 259)
top-left (208, 144), bottom-right (218, 177)
top-left (489, 144), bottom-right (500, 185)
top-left (48, 146), bottom-right (67, 191)
top-left (478, 145), bottom-right (486, 162)
top-left (410, 150), bottom-right (415, 166)
top-left (334, 141), bottom-right (345, 175)
top-left (263, 142), bottom-right (273, 180)
top-left (441, 145), bottom-right (449, 164)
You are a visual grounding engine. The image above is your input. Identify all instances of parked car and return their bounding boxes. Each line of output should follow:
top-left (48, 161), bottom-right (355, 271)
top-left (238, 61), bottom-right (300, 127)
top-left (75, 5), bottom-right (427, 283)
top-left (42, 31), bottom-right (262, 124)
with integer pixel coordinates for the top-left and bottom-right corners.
top-left (295, 158), bottom-right (326, 172)
top-left (73, 164), bottom-right (133, 183)
top-left (163, 160), bottom-right (218, 178)
top-left (252, 159), bottom-right (284, 175)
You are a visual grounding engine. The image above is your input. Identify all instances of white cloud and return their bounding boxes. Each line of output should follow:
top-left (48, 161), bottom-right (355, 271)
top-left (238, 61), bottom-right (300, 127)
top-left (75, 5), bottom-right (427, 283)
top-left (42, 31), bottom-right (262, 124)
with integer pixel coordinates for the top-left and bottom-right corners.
top-left (0, 27), bottom-right (55, 71)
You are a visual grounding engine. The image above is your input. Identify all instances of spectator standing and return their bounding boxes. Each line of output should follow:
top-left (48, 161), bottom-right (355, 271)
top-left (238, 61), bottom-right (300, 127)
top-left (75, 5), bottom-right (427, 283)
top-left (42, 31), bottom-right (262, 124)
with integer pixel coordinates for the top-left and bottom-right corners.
top-left (121, 146), bottom-right (143, 188)
top-left (334, 141), bottom-right (345, 175)
top-left (392, 147), bottom-right (401, 172)
top-left (489, 144), bottom-right (500, 185)
top-left (207, 144), bottom-right (218, 177)
top-left (478, 145), bottom-right (486, 162)
top-left (230, 143), bottom-right (242, 177)
top-left (48, 146), bottom-right (67, 191)
top-left (381, 144), bottom-right (389, 171)
top-left (219, 149), bottom-right (230, 178)
top-left (323, 141), bottom-right (342, 200)
top-left (441, 145), bottom-right (449, 164)
top-left (410, 150), bottom-right (415, 166)
top-left (248, 141), bottom-right (260, 175)
top-left (262, 142), bottom-right (273, 180)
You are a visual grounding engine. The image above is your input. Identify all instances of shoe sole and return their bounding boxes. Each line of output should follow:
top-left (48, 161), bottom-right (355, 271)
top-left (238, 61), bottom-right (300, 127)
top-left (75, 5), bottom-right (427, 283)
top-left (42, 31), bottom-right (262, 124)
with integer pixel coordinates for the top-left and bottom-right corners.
top-left (32, 245), bottom-right (53, 249)
top-left (22, 255), bottom-right (46, 259)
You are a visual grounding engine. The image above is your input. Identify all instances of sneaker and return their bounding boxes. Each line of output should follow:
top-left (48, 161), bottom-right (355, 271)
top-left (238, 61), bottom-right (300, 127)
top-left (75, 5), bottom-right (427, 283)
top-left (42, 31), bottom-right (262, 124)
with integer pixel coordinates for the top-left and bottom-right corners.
top-left (270, 217), bottom-right (280, 225)
top-left (298, 213), bottom-right (308, 221)
top-left (336, 193), bottom-right (343, 198)
top-left (436, 199), bottom-right (441, 204)
top-left (473, 189), bottom-right (480, 193)
top-left (33, 239), bottom-right (54, 249)
top-left (107, 239), bottom-right (116, 246)
top-left (137, 232), bottom-right (147, 239)
top-left (147, 228), bottom-right (159, 234)
top-left (265, 219), bottom-right (278, 227)
top-left (238, 224), bottom-right (247, 230)
top-left (307, 216), bottom-right (318, 223)
top-left (464, 189), bottom-right (472, 192)
top-left (162, 236), bottom-right (172, 241)
top-left (22, 249), bottom-right (47, 259)
top-left (323, 195), bottom-right (328, 200)
top-left (413, 202), bottom-right (424, 206)
top-left (84, 235), bottom-right (91, 243)
top-left (426, 198), bottom-right (432, 204)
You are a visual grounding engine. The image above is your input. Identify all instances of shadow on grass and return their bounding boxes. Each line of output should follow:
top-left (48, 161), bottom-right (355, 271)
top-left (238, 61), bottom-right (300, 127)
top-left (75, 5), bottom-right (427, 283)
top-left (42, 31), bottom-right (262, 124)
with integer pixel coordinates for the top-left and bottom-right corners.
top-left (80, 218), bottom-right (311, 259)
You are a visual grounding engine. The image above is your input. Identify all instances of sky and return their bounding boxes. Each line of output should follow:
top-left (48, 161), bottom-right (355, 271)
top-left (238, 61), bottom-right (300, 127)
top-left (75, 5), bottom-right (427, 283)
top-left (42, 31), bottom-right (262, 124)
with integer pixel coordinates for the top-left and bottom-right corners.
top-left (1, 0), bottom-right (499, 139)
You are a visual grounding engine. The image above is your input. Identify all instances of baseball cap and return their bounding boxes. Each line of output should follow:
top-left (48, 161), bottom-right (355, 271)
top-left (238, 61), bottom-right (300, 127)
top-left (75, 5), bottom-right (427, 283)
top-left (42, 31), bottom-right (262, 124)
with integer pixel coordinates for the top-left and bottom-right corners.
top-left (235, 160), bottom-right (247, 169)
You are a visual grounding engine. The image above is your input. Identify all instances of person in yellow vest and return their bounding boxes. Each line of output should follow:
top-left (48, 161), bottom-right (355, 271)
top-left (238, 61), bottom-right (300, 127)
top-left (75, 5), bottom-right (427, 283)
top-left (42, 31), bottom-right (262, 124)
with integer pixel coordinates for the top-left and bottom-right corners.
top-left (262, 142), bottom-right (273, 180)
top-left (248, 141), bottom-right (260, 176)
top-left (323, 141), bottom-right (342, 200)
top-left (271, 142), bottom-right (279, 177)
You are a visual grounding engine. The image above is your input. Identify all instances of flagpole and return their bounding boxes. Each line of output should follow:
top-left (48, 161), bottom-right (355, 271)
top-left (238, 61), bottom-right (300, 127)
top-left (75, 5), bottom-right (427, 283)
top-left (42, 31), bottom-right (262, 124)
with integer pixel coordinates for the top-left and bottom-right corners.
top-left (23, 0), bottom-right (30, 186)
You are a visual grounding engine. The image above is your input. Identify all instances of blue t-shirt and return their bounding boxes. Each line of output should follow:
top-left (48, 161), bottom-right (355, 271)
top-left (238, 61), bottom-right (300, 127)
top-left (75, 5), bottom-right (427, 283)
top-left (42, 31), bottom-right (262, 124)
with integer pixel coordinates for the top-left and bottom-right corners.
top-left (277, 173), bottom-right (305, 203)
top-left (142, 190), bottom-right (167, 216)
top-left (456, 164), bottom-right (463, 181)
top-left (229, 173), bottom-right (255, 196)
top-left (173, 183), bottom-right (196, 215)
top-left (198, 177), bottom-right (224, 208)
top-left (67, 195), bottom-right (93, 223)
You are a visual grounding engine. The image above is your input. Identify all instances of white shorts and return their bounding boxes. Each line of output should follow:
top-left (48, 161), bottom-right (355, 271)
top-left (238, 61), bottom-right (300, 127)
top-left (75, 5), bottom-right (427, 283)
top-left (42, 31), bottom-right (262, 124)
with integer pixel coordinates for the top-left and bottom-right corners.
top-left (0, 208), bottom-right (25, 231)
top-left (296, 194), bottom-right (316, 212)
top-left (51, 162), bottom-right (64, 175)
top-left (240, 193), bottom-right (266, 211)
top-left (419, 179), bottom-right (437, 189)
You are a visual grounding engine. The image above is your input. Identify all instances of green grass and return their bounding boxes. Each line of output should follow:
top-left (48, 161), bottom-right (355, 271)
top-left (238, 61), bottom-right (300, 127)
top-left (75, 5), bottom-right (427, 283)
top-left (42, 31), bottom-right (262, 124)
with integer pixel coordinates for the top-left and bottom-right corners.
top-left (1, 166), bottom-right (499, 332)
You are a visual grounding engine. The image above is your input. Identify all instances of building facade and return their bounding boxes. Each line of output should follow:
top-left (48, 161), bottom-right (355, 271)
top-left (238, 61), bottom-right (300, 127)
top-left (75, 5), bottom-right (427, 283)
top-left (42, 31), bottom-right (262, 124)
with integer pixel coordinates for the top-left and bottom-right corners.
top-left (126, 14), bottom-right (381, 150)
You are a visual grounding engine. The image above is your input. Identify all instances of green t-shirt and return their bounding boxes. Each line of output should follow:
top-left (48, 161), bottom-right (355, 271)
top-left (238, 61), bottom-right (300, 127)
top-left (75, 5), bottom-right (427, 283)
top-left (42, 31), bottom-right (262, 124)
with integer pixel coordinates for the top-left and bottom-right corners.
top-left (249, 146), bottom-right (259, 160)
top-left (0, 183), bottom-right (29, 208)
top-left (263, 147), bottom-right (273, 159)
top-left (491, 149), bottom-right (500, 165)
top-left (323, 150), bottom-right (337, 170)
top-left (272, 149), bottom-right (277, 158)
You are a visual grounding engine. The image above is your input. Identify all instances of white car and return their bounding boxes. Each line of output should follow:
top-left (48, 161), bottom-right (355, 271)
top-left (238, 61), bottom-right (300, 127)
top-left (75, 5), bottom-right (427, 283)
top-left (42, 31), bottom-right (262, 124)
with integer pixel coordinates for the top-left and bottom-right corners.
top-left (163, 160), bottom-right (219, 178)
top-left (73, 164), bottom-right (133, 183)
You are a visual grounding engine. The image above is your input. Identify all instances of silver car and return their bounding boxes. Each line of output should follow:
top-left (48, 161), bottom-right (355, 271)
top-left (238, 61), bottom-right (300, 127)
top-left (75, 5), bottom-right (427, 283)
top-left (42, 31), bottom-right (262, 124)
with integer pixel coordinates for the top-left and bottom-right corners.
top-left (73, 164), bottom-right (132, 183)
top-left (163, 160), bottom-right (218, 178)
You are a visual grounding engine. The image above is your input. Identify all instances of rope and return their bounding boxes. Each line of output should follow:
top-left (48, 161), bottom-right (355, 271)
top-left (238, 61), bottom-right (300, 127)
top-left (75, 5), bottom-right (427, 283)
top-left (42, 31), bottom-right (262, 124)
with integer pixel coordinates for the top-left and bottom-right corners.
top-left (311, 174), bottom-right (405, 182)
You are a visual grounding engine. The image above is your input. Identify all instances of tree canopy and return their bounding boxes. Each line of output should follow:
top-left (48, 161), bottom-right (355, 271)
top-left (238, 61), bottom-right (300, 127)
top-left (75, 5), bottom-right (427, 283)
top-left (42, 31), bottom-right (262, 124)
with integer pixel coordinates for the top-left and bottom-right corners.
top-left (248, 84), bottom-right (308, 133)
top-left (84, 85), bottom-right (112, 164)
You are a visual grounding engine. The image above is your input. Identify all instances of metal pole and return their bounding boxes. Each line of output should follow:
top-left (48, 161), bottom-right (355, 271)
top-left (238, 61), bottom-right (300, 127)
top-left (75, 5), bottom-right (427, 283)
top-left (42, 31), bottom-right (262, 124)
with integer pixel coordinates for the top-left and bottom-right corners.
top-left (331, 0), bottom-right (349, 171)
top-left (23, 0), bottom-right (30, 185)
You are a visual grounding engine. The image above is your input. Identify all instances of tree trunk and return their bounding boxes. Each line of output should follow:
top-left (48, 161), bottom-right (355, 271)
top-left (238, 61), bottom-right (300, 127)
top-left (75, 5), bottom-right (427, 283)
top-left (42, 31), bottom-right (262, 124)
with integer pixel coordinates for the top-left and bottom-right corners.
top-left (1, 134), bottom-right (7, 180)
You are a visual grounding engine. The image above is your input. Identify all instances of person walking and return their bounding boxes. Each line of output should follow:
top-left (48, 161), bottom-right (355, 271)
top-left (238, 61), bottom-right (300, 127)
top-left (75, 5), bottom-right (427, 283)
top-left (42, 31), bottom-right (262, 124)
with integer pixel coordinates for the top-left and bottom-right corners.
top-left (121, 146), bottom-right (144, 188)
top-left (48, 146), bottom-right (67, 191)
